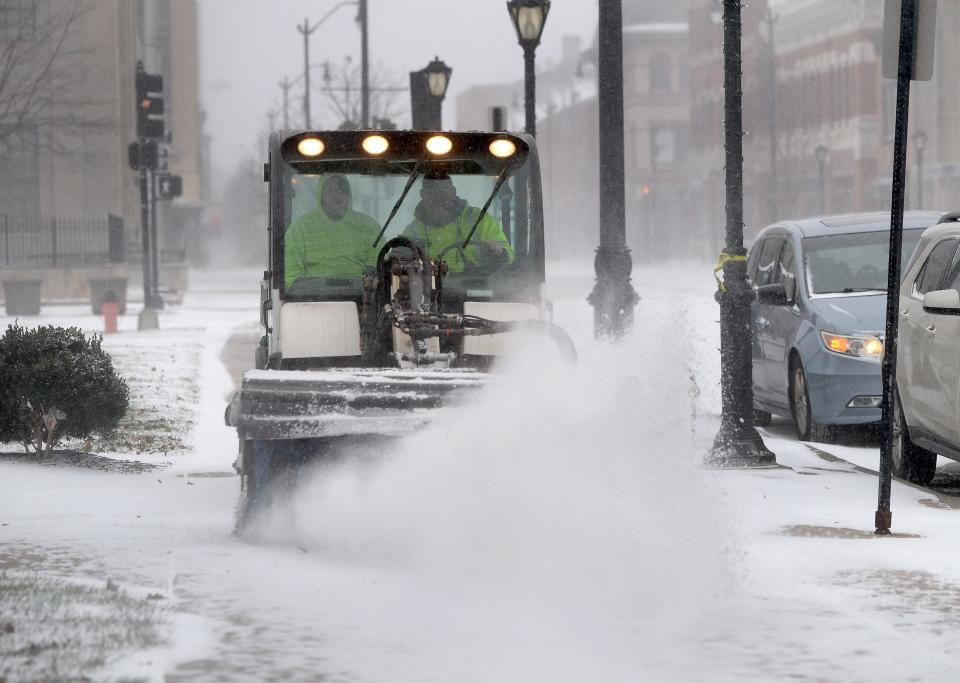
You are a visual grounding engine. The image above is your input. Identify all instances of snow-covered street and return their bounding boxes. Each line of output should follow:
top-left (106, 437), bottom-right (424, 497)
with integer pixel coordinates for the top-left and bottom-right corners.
top-left (4, 263), bottom-right (960, 682)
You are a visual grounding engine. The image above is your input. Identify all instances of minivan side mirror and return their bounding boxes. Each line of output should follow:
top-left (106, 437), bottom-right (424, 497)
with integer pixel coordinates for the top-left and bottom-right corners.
top-left (756, 283), bottom-right (789, 306)
top-left (922, 289), bottom-right (960, 315)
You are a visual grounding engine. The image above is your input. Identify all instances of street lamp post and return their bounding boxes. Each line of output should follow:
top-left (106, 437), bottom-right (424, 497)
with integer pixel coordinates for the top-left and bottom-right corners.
top-left (815, 144), bottom-right (829, 214)
top-left (587, 0), bottom-right (638, 339)
top-left (296, 18), bottom-right (315, 128)
top-left (358, 0), bottom-right (369, 128)
top-left (410, 57), bottom-right (452, 130)
top-left (279, 77), bottom-right (292, 129)
top-left (507, 0), bottom-right (550, 137)
top-left (296, 1), bottom-right (358, 129)
top-left (707, 0), bottom-right (776, 468)
top-left (914, 129), bottom-right (927, 210)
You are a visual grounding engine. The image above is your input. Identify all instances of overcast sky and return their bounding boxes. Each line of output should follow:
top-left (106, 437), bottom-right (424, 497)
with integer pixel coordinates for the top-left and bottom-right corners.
top-left (199, 0), bottom-right (599, 183)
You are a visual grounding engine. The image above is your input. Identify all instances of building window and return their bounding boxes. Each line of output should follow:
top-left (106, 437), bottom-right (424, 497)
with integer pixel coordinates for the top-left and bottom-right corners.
top-left (650, 52), bottom-right (672, 94)
top-left (651, 124), bottom-right (687, 167)
top-left (0, 124), bottom-right (41, 219)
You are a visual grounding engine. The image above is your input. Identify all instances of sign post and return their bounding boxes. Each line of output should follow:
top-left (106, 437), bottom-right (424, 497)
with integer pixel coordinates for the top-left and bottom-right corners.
top-left (876, 0), bottom-right (937, 535)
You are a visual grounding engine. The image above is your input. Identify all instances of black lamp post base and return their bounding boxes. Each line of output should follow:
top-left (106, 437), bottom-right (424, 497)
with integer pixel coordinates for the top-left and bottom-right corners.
top-left (706, 424), bottom-right (777, 468)
top-left (588, 246), bottom-right (639, 340)
top-left (588, 278), bottom-right (638, 340)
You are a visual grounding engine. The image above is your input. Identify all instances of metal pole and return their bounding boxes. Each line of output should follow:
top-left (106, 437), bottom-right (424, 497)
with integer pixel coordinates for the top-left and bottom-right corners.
top-left (707, 0), bottom-right (776, 468)
top-left (359, 0), bottom-right (369, 128)
top-left (280, 78), bottom-right (291, 129)
top-left (298, 19), bottom-right (313, 128)
top-left (588, 0), bottom-right (638, 339)
top-left (139, 165), bottom-right (151, 307)
top-left (149, 168), bottom-right (162, 308)
top-left (877, 0), bottom-right (917, 536)
top-left (523, 45), bottom-right (536, 137)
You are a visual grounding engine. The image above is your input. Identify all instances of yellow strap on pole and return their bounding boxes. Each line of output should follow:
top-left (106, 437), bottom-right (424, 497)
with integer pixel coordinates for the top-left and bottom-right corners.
top-left (713, 252), bottom-right (748, 292)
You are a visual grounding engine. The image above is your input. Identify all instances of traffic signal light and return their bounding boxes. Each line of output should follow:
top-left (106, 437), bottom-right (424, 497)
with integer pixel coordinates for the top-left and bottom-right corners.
top-left (127, 140), bottom-right (158, 170)
top-left (136, 61), bottom-right (164, 140)
top-left (157, 174), bottom-right (183, 200)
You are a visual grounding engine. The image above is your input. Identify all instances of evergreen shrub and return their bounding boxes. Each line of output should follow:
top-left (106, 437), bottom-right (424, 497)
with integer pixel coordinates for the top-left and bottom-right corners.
top-left (0, 324), bottom-right (129, 453)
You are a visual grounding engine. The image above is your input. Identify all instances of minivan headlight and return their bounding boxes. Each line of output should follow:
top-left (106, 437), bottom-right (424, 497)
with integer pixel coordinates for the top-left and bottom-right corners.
top-left (821, 331), bottom-right (884, 359)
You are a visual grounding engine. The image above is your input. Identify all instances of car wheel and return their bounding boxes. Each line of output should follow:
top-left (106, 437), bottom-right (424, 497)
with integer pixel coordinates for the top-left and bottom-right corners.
top-left (891, 390), bottom-right (937, 486)
top-left (790, 360), bottom-right (837, 443)
top-left (754, 409), bottom-right (772, 427)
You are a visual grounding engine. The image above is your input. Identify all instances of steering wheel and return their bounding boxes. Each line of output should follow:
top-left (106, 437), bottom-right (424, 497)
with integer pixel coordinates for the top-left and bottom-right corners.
top-left (375, 236), bottom-right (425, 275)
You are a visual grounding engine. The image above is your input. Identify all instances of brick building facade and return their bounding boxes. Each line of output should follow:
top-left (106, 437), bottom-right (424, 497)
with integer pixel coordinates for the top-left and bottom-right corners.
top-left (688, 0), bottom-right (960, 247)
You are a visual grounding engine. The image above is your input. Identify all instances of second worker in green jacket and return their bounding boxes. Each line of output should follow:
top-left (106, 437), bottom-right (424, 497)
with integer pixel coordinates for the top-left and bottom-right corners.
top-left (284, 174), bottom-right (381, 288)
top-left (403, 175), bottom-right (515, 273)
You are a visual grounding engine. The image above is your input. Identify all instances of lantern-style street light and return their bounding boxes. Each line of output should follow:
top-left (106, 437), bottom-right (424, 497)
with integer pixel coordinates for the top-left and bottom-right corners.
top-left (426, 57), bottom-right (451, 99)
top-left (507, 0), bottom-right (550, 137)
top-left (410, 57), bottom-right (452, 130)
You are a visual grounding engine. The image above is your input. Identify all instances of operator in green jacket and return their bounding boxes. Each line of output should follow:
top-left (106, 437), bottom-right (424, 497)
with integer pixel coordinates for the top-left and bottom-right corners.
top-left (403, 175), bottom-right (515, 273)
top-left (284, 174), bottom-right (381, 287)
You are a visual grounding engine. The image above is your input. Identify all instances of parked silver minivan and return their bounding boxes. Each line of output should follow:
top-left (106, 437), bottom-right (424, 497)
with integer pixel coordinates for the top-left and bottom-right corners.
top-left (893, 213), bottom-right (960, 485)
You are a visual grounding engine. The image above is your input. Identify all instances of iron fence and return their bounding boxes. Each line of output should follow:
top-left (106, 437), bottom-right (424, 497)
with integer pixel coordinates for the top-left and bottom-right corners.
top-left (1, 214), bottom-right (125, 267)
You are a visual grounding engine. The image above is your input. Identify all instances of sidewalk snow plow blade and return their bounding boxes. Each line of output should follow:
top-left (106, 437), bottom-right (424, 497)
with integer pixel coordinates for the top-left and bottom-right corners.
top-left (226, 369), bottom-right (487, 441)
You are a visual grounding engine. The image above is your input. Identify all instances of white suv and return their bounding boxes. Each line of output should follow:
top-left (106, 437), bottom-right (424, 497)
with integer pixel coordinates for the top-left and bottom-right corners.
top-left (894, 216), bottom-right (960, 484)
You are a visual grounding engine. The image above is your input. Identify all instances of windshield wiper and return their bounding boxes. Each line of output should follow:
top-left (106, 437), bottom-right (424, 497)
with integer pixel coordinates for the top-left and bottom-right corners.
top-left (372, 158), bottom-right (424, 249)
top-left (461, 165), bottom-right (513, 249)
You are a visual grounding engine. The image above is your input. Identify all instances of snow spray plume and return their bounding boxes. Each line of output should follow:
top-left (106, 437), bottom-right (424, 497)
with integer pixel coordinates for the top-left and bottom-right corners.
top-left (251, 314), bottom-right (735, 625)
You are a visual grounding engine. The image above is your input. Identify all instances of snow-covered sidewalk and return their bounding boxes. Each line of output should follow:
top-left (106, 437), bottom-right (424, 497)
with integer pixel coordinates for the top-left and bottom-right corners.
top-left (1, 263), bottom-right (960, 682)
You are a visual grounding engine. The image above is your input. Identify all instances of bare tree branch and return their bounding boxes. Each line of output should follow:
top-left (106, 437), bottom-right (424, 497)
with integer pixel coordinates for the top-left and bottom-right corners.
top-left (315, 57), bottom-right (406, 128)
top-left (0, 0), bottom-right (114, 156)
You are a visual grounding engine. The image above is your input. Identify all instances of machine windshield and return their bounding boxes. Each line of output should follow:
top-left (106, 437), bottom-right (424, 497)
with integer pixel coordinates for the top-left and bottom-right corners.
top-left (803, 228), bottom-right (925, 295)
top-left (280, 157), bottom-right (541, 300)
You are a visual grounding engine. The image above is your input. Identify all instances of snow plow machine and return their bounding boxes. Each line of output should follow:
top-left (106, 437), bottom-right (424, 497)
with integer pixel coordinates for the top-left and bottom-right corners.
top-left (226, 129), bottom-right (575, 524)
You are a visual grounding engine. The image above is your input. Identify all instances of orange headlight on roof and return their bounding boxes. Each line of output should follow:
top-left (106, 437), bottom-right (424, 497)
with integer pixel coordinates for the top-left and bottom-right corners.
top-left (425, 135), bottom-right (453, 156)
top-left (362, 135), bottom-right (390, 155)
top-left (489, 138), bottom-right (516, 158)
top-left (297, 137), bottom-right (325, 157)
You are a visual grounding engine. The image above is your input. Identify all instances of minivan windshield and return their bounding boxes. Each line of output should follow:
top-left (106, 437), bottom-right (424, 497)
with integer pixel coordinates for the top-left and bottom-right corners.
top-left (803, 229), bottom-right (926, 295)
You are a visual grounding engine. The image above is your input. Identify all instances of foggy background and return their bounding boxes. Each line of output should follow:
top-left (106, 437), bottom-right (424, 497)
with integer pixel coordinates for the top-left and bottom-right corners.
top-left (200, 0), bottom-right (598, 181)
top-left (3, 0), bottom-right (958, 291)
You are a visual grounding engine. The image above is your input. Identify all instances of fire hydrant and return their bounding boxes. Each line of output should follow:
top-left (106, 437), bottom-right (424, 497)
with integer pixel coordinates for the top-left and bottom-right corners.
top-left (101, 291), bottom-right (120, 334)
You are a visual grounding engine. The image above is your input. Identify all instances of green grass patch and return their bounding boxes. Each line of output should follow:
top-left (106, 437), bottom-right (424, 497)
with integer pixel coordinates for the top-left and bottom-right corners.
top-left (0, 573), bottom-right (168, 683)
